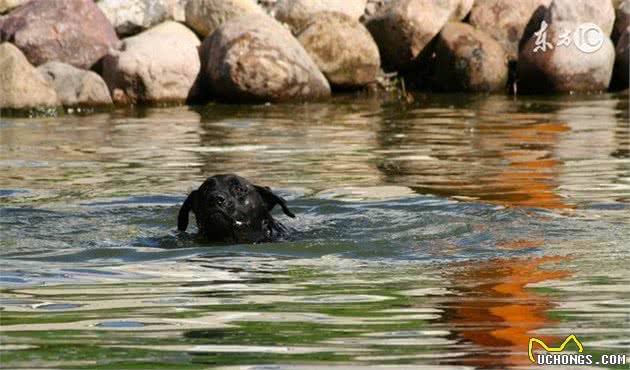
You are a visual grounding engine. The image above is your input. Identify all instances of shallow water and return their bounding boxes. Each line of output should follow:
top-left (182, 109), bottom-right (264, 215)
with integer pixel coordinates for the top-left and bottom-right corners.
top-left (1, 93), bottom-right (629, 369)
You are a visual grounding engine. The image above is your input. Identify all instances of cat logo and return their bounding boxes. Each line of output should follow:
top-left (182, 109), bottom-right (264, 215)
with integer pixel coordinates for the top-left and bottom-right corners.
top-left (528, 334), bottom-right (584, 363)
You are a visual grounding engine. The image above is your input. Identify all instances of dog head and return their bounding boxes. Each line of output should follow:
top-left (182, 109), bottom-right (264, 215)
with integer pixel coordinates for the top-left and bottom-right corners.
top-left (178, 174), bottom-right (295, 243)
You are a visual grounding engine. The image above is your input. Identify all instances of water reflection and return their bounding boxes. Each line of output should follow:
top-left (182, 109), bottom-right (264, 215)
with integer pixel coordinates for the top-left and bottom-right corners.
top-left (3, 94), bottom-right (627, 209)
top-left (1, 93), bottom-right (628, 369)
top-left (446, 254), bottom-right (571, 368)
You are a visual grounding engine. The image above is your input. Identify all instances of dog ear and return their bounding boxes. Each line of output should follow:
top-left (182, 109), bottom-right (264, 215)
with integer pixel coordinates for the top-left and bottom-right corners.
top-left (254, 185), bottom-right (295, 218)
top-left (178, 190), bottom-right (198, 231)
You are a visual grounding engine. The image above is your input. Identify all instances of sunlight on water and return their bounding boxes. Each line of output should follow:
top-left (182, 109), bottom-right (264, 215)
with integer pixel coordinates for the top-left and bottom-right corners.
top-left (1, 93), bottom-right (629, 369)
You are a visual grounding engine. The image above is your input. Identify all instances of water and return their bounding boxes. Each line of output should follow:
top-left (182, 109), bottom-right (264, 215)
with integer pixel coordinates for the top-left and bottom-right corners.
top-left (1, 93), bottom-right (629, 369)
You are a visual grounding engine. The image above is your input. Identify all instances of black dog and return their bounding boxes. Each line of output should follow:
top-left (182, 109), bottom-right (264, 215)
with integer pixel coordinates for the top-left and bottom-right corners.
top-left (178, 174), bottom-right (295, 243)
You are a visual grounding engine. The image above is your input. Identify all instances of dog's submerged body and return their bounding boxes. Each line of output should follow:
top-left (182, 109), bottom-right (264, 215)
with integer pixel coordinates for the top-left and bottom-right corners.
top-left (178, 174), bottom-right (295, 243)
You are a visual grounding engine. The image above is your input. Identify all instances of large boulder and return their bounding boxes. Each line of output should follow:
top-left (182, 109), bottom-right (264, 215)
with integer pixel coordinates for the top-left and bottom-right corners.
top-left (612, 28), bottom-right (629, 89)
top-left (365, 0), bottom-right (454, 71)
top-left (274, 0), bottom-right (367, 33)
top-left (0, 0), bottom-right (119, 69)
top-left (101, 21), bottom-right (200, 104)
top-left (518, 21), bottom-right (615, 93)
top-left (184, 0), bottom-right (264, 38)
top-left (469, 0), bottom-right (551, 61)
top-left (612, 0), bottom-right (630, 43)
top-left (96, 0), bottom-right (170, 36)
top-left (296, 12), bottom-right (380, 88)
top-left (202, 14), bottom-right (331, 102)
top-left (545, 0), bottom-right (615, 37)
top-left (0, 43), bottom-right (58, 109)
top-left (0, 0), bottom-right (26, 14)
top-left (431, 22), bottom-right (508, 92)
top-left (38, 62), bottom-right (112, 106)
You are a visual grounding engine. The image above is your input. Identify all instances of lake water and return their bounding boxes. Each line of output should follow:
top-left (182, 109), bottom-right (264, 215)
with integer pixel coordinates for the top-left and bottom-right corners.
top-left (1, 93), bottom-right (629, 369)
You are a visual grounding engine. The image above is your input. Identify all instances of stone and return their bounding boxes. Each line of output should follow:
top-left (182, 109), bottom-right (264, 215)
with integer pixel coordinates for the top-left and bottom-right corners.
top-left (184, 0), bottom-right (264, 38)
top-left (469, 0), bottom-right (551, 61)
top-left (97, 0), bottom-right (170, 36)
top-left (202, 14), bottom-right (330, 101)
top-left (0, 0), bottom-right (119, 69)
top-left (166, 0), bottom-right (187, 22)
top-left (518, 21), bottom-right (615, 93)
top-left (612, 0), bottom-right (630, 43)
top-left (0, 43), bottom-right (58, 109)
top-left (449, 0), bottom-right (474, 21)
top-left (274, 0), bottom-right (367, 33)
top-left (38, 62), bottom-right (112, 106)
top-left (546, 0), bottom-right (615, 37)
top-left (101, 21), bottom-right (201, 104)
top-left (612, 27), bottom-right (629, 89)
top-left (297, 12), bottom-right (380, 88)
top-left (365, 0), bottom-right (453, 71)
top-left (432, 22), bottom-right (508, 92)
top-left (0, 0), bottom-right (26, 14)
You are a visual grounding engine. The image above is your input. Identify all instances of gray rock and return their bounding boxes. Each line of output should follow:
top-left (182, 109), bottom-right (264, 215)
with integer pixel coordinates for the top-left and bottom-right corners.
top-left (38, 62), bottom-right (112, 106)
top-left (432, 22), bottom-right (508, 92)
top-left (274, 0), bottom-right (367, 33)
top-left (0, 0), bottom-right (119, 69)
top-left (470, 0), bottom-right (551, 61)
top-left (518, 21), bottom-right (615, 93)
top-left (546, 0), bottom-right (615, 37)
top-left (97, 0), bottom-right (170, 36)
top-left (365, 0), bottom-right (453, 71)
top-left (612, 0), bottom-right (630, 43)
top-left (0, 0), bottom-right (26, 14)
top-left (185, 0), bottom-right (264, 37)
top-left (612, 27), bottom-right (629, 89)
top-left (0, 43), bottom-right (58, 109)
top-left (202, 13), bottom-right (330, 101)
top-left (297, 12), bottom-right (380, 88)
top-left (101, 21), bottom-right (201, 104)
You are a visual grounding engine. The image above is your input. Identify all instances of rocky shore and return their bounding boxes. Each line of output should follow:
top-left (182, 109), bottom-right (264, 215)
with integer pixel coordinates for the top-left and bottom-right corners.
top-left (1, 0), bottom-right (628, 111)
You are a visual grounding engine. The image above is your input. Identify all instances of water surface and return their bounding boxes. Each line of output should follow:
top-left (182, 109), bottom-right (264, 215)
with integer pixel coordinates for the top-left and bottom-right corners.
top-left (1, 93), bottom-right (629, 369)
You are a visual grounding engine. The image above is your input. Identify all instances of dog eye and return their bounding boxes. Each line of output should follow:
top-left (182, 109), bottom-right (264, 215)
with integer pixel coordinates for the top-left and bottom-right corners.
top-left (232, 185), bottom-right (247, 197)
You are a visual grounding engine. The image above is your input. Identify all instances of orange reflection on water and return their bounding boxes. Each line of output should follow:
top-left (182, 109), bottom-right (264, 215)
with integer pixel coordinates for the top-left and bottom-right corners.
top-left (447, 251), bottom-right (571, 368)
top-left (490, 121), bottom-right (572, 209)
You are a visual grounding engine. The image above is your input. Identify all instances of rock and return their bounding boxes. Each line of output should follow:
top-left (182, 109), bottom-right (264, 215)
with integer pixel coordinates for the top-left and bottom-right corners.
top-left (0, 0), bottom-right (26, 14)
top-left (546, 0), bottom-right (615, 37)
top-left (296, 12), bottom-right (380, 88)
top-left (612, 0), bottom-right (630, 43)
top-left (365, 0), bottom-right (454, 71)
top-left (38, 62), bottom-right (112, 106)
top-left (184, 0), bottom-right (264, 38)
top-left (0, 0), bottom-right (119, 69)
top-left (449, 0), bottom-right (474, 21)
top-left (274, 0), bottom-right (367, 33)
top-left (518, 21), bottom-right (615, 93)
top-left (202, 14), bottom-right (330, 101)
top-left (431, 22), bottom-right (508, 92)
top-left (101, 21), bottom-right (201, 104)
top-left (612, 27), bottom-right (629, 89)
top-left (0, 43), bottom-right (58, 109)
top-left (469, 0), bottom-right (551, 61)
top-left (97, 0), bottom-right (170, 36)
top-left (166, 0), bottom-right (187, 22)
